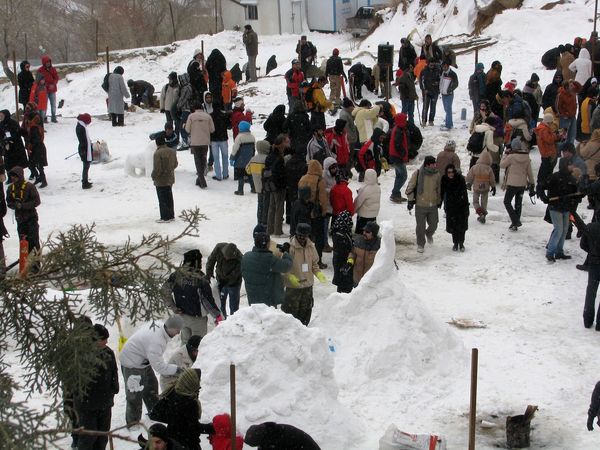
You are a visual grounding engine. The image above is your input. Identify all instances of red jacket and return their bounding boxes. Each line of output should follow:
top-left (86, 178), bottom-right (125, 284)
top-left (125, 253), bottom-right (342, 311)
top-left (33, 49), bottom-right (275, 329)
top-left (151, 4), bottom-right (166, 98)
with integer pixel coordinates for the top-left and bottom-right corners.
top-left (388, 113), bottom-right (408, 163)
top-left (37, 55), bottom-right (59, 93)
top-left (285, 68), bottom-right (305, 98)
top-left (208, 414), bottom-right (244, 450)
top-left (534, 122), bottom-right (558, 158)
top-left (29, 82), bottom-right (48, 111)
top-left (324, 128), bottom-right (350, 166)
top-left (231, 108), bottom-right (252, 139)
top-left (358, 140), bottom-right (376, 171)
top-left (330, 181), bottom-right (355, 216)
top-left (556, 83), bottom-right (581, 118)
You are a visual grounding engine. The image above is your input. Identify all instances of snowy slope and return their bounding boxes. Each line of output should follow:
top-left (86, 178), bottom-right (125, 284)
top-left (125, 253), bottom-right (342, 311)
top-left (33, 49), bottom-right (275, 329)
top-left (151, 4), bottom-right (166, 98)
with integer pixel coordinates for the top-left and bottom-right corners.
top-left (3, 0), bottom-right (599, 448)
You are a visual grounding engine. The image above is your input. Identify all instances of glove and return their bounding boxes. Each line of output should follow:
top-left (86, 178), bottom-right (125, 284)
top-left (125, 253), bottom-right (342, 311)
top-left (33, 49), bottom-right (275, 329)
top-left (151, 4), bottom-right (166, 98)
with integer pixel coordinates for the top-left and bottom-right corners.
top-left (588, 415), bottom-right (594, 431)
top-left (288, 274), bottom-right (301, 288)
top-left (407, 201), bottom-right (415, 211)
top-left (466, 183), bottom-right (472, 191)
top-left (380, 157), bottom-right (389, 172)
top-left (490, 186), bottom-right (496, 196)
top-left (316, 272), bottom-right (327, 283)
top-left (215, 315), bottom-right (224, 325)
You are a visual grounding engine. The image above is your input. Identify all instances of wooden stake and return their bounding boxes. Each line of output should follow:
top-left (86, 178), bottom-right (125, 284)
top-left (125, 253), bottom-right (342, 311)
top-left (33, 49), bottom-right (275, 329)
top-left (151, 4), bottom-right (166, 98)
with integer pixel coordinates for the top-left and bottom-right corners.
top-left (475, 48), bottom-right (479, 65)
top-left (468, 348), bottom-right (478, 450)
top-left (169, 2), bottom-right (177, 42)
top-left (106, 46), bottom-right (110, 75)
top-left (12, 51), bottom-right (19, 121)
top-left (95, 19), bottom-right (99, 60)
top-left (230, 364), bottom-right (237, 450)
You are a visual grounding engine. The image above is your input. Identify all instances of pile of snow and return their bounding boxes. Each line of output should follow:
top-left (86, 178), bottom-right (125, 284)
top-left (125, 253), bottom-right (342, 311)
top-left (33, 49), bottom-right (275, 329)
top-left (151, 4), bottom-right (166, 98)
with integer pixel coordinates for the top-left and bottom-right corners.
top-left (196, 304), bottom-right (364, 449)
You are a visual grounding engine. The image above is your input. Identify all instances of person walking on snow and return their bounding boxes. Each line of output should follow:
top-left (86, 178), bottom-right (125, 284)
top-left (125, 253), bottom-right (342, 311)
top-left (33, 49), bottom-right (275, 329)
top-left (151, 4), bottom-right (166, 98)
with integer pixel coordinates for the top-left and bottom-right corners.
top-left (37, 55), bottom-right (59, 123)
top-left (6, 166), bottom-right (40, 255)
top-left (243, 24), bottom-right (259, 82)
top-left (440, 61), bottom-right (458, 130)
top-left (17, 60), bottom-right (34, 111)
top-left (441, 164), bottom-right (469, 251)
top-left (406, 156), bottom-right (441, 253)
top-left (284, 59), bottom-right (305, 113)
top-left (465, 150), bottom-right (496, 224)
top-left (354, 168), bottom-right (381, 234)
top-left (389, 112), bottom-right (422, 203)
top-left (185, 102), bottom-right (215, 189)
top-left (151, 134), bottom-right (178, 223)
top-left (230, 121), bottom-right (256, 195)
top-left (419, 59), bottom-right (441, 126)
top-left (107, 66), bottom-right (129, 127)
top-left (500, 137), bottom-right (535, 231)
top-left (325, 48), bottom-right (347, 106)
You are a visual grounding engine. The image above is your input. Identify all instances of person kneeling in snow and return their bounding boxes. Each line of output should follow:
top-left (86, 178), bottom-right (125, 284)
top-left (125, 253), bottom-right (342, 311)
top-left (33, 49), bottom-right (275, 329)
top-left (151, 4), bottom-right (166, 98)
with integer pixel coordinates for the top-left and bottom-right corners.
top-left (245, 422), bottom-right (321, 450)
top-left (282, 223), bottom-right (326, 326)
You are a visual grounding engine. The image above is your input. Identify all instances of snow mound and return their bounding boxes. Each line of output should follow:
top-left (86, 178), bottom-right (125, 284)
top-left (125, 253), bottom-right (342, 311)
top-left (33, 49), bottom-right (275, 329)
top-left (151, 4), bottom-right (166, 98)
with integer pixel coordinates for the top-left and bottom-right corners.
top-left (312, 221), bottom-right (469, 443)
top-left (197, 304), bottom-right (363, 449)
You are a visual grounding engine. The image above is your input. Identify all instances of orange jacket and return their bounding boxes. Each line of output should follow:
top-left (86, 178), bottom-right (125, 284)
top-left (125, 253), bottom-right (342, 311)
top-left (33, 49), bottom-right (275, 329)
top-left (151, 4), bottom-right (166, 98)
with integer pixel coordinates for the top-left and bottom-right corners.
top-left (221, 71), bottom-right (237, 105)
top-left (534, 122), bottom-right (558, 159)
top-left (29, 82), bottom-right (48, 111)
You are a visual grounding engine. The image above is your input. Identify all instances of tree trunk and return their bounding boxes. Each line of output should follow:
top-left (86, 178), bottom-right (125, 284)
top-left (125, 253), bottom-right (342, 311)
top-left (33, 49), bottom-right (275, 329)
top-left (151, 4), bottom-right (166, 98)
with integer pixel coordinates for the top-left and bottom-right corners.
top-left (2, 28), bottom-right (15, 84)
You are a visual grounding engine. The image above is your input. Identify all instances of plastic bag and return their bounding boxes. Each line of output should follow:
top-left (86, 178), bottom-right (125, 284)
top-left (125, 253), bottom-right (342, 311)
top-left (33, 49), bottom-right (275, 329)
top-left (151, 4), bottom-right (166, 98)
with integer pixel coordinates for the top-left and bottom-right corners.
top-left (379, 424), bottom-right (446, 450)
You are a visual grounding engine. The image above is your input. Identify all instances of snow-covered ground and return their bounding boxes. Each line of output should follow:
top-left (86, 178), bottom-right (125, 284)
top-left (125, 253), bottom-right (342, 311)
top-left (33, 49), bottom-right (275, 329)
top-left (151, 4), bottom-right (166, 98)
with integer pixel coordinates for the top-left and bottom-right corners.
top-left (3, 0), bottom-right (599, 448)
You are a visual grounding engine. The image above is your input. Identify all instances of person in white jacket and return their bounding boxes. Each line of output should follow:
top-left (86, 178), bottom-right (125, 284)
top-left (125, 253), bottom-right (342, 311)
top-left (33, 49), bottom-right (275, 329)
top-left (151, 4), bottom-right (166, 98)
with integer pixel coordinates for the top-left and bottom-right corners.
top-left (569, 48), bottom-right (592, 86)
top-left (119, 316), bottom-right (184, 427)
top-left (353, 168), bottom-right (381, 234)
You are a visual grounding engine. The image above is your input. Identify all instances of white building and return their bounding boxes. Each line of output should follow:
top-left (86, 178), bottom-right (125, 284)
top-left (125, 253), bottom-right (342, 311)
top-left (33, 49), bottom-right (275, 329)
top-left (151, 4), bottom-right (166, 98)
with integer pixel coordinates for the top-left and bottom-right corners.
top-left (220, 0), bottom-right (383, 35)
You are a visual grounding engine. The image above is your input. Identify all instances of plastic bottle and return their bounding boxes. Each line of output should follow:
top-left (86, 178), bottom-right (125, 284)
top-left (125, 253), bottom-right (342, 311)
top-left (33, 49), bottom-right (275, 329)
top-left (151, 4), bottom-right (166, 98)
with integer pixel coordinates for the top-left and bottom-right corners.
top-left (327, 338), bottom-right (335, 353)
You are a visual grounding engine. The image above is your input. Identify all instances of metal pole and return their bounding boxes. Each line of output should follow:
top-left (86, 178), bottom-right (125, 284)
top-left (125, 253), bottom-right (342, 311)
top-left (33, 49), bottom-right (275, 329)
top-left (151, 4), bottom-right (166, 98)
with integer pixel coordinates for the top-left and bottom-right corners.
top-left (230, 364), bottom-right (237, 450)
top-left (169, 2), bottom-right (177, 42)
top-left (468, 348), bottom-right (479, 450)
top-left (106, 46), bottom-right (110, 74)
top-left (12, 51), bottom-right (19, 121)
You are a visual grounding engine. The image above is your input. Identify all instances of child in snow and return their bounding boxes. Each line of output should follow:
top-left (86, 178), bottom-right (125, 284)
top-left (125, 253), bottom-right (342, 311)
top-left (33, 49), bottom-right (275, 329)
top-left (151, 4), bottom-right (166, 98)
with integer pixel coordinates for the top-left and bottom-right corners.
top-left (208, 413), bottom-right (244, 450)
top-left (221, 71), bottom-right (237, 110)
top-left (465, 150), bottom-right (496, 224)
top-left (29, 75), bottom-right (48, 123)
top-left (230, 120), bottom-right (256, 195)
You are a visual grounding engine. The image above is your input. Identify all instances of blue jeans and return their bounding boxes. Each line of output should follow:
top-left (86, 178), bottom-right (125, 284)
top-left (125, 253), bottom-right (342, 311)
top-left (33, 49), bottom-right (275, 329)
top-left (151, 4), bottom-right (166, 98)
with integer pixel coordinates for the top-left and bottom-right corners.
top-left (179, 111), bottom-right (190, 143)
top-left (559, 117), bottom-right (576, 146)
top-left (401, 99), bottom-right (415, 124)
top-left (211, 141), bottom-right (229, 179)
top-left (392, 163), bottom-right (407, 196)
top-left (220, 284), bottom-right (241, 317)
top-left (547, 209), bottom-right (570, 257)
top-left (422, 93), bottom-right (437, 124)
top-left (441, 93), bottom-right (454, 129)
top-left (47, 92), bottom-right (57, 120)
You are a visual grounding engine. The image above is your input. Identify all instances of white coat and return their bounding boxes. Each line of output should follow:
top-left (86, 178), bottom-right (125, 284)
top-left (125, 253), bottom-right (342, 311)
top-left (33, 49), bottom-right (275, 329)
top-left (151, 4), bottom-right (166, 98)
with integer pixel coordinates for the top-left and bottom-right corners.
top-left (119, 322), bottom-right (178, 376)
top-left (354, 168), bottom-right (381, 218)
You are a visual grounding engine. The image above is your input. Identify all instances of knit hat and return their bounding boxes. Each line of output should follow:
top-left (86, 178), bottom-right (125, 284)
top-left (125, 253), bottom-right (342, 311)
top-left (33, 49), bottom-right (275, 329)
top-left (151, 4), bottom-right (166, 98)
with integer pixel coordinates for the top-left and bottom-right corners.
top-left (444, 140), bottom-right (456, 151)
top-left (93, 324), bottom-right (109, 340)
top-left (424, 155), bottom-right (436, 166)
top-left (149, 423), bottom-right (169, 442)
top-left (255, 140), bottom-right (271, 154)
top-left (296, 223), bottom-right (311, 237)
top-left (364, 221), bottom-right (380, 236)
top-left (530, 73), bottom-right (540, 82)
top-left (292, 58), bottom-right (300, 65)
top-left (342, 97), bottom-right (353, 108)
top-left (334, 119), bottom-right (346, 134)
top-left (222, 243), bottom-right (238, 259)
top-left (77, 113), bottom-right (91, 125)
top-left (175, 367), bottom-right (201, 397)
top-left (510, 137), bottom-right (522, 151)
top-left (239, 121), bottom-right (251, 133)
top-left (254, 232), bottom-right (269, 249)
top-left (164, 315), bottom-right (184, 332)
top-left (475, 62), bottom-right (484, 70)
top-left (253, 223), bottom-right (267, 237)
top-left (183, 249), bottom-right (202, 268)
top-left (193, 48), bottom-right (203, 58)
top-left (333, 48), bottom-right (339, 56)
top-left (562, 142), bottom-right (575, 154)
top-left (543, 113), bottom-right (554, 124)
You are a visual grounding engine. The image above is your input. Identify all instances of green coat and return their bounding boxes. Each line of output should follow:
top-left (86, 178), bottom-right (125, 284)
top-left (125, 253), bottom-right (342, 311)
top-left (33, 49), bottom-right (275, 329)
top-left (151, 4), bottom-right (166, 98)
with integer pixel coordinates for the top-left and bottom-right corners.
top-left (241, 248), bottom-right (292, 307)
top-left (206, 242), bottom-right (243, 286)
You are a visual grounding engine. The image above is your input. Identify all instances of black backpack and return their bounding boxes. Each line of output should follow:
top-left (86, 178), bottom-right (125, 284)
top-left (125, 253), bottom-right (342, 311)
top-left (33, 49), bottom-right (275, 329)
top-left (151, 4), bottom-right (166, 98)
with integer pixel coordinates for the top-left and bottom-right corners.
top-left (467, 131), bottom-right (485, 155)
top-left (407, 124), bottom-right (423, 160)
top-left (101, 73), bottom-right (110, 93)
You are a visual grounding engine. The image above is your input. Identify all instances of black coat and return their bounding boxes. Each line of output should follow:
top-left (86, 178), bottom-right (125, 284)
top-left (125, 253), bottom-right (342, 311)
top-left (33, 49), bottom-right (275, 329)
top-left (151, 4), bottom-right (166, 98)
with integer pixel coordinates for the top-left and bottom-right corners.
top-left (441, 174), bottom-right (469, 234)
top-left (283, 111), bottom-right (311, 154)
top-left (74, 346), bottom-right (119, 411)
top-left (187, 59), bottom-right (208, 98)
top-left (0, 110), bottom-right (28, 171)
top-left (206, 49), bottom-right (227, 103)
top-left (17, 62), bottom-right (34, 105)
top-left (245, 422), bottom-right (321, 450)
top-left (264, 105), bottom-right (287, 144)
top-left (398, 44), bottom-right (417, 70)
top-left (265, 151), bottom-right (286, 190)
top-left (582, 223), bottom-right (600, 265)
top-left (210, 104), bottom-right (230, 142)
top-left (164, 391), bottom-right (203, 450)
top-left (325, 55), bottom-right (345, 77)
top-left (542, 80), bottom-right (562, 111)
top-left (419, 66), bottom-right (441, 95)
top-left (332, 229), bottom-right (354, 293)
top-left (27, 117), bottom-right (47, 167)
top-left (540, 170), bottom-right (578, 212)
top-left (290, 198), bottom-right (311, 236)
top-left (285, 152), bottom-right (308, 192)
top-left (0, 175), bottom-right (8, 242)
top-left (76, 122), bottom-right (90, 162)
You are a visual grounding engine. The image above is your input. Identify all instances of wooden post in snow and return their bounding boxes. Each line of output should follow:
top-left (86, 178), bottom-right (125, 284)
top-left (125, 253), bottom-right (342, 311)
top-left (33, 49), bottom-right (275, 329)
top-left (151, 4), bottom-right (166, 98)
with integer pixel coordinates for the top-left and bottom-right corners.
top-left (230, 364), bottom-right (237, 450)
top-left (468, 348), bottom-right (479, 450)
top-left (12, 51), bottom-right (19, 121)
top-left (169, 2), bottom-right (177, 42)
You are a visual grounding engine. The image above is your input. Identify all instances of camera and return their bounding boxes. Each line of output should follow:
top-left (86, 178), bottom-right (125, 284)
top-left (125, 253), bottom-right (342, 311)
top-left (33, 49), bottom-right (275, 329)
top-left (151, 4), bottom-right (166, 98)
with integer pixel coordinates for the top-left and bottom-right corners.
top-left (276, 242), bottom-right (290, 253)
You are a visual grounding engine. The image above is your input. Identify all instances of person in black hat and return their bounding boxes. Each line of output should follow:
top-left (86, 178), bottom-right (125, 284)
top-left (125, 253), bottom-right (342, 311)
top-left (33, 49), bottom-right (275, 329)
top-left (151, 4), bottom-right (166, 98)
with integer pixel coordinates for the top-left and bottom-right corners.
top-left (138, 423), bottom-right (187, 450)
top-left (343, 220), bottom-right (381, 287)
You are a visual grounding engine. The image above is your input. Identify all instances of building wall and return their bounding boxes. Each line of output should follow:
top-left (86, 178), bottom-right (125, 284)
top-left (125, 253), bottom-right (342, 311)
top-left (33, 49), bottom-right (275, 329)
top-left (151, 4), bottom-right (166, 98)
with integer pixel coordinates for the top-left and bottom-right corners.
top-left (220, 0), bottom-right (306, 35)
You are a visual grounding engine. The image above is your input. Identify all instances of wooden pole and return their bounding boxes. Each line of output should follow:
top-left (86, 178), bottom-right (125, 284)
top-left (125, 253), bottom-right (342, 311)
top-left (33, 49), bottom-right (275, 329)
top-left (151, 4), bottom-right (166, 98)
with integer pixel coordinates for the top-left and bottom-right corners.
top-left (475, 47), bottom-right (479, 65)
top-left (12, 51), bottom-right (19, 121)
top-left (468, 348), bottom-right (479, 450)
top-left (106, 46), bottom-right (110, 75)
top-left (168, 2), bottom-right (177, 42)
top-left (230, 364), bottom-right (237, 450)
top-left (385, 64), bottom-right (390, 102)
top-left (95, 19), bottom-right (99, 60)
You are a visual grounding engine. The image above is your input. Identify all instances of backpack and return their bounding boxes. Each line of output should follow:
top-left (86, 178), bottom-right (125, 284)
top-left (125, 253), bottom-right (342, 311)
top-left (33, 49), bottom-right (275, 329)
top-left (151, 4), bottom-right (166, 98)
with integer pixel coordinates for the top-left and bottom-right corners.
top-left (507, 98), bottom-right (524, 120)
top-left (467, 131), bottom-right (485, 155)
top-left (407, 124), bottom-right (423, 160)
top-left (303, 83), bottom-right (316, 111)
top-left (101, 73), bottom-right (110, 93)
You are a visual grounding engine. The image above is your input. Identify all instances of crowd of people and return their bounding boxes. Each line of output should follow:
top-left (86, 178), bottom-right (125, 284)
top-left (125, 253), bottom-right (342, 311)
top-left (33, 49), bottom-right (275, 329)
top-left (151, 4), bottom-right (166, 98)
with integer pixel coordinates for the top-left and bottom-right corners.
top-left (1, 25), bottom-right (600, 450)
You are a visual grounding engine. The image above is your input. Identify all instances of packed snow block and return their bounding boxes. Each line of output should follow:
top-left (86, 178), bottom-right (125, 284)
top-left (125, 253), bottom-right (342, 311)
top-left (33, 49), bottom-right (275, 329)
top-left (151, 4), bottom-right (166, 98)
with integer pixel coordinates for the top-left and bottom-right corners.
top-left (197, 304), bottom-right (363, 449)
top-left (124, 142), bottom-right (154, 177)
top-left (311, 221), bottom-right (468, 438)
top-left (379, 424), bottom-right (446, 450)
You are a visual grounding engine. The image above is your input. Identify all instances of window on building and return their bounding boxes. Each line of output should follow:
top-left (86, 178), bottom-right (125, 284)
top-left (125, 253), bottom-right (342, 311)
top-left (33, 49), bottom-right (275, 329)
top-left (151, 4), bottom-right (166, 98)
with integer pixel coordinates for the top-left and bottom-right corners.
top-left (246, 5), bottom-right (258, 20)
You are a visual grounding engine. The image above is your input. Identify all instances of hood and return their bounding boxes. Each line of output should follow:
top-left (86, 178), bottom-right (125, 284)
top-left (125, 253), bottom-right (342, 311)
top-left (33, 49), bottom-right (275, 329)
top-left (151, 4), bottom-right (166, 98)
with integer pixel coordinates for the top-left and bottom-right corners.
top-left (370, 127), bottom-right (385, 143)
top-left (178, 73), bottom-right (190, 86)
top-left (477, 150), bottom-right (492, 166)
top-left (323, 157), bottom-right (337, 171)
top-left (474, 123), bottom-right (492, 133)
top-left (8, 166), bottom-right (24, 181)
top-left (168, 71), bottom-right (178, 82)
top-left (223, 70), bottom-right (232, 81)
top-left (113, 66), bottom-right (124, 75)
top-left (20, 60), bottom-right (29, 71)
top-left (256, 140), bottom-right (271, 155)
top-left (273, 104), bottom-right (286, 117)
top-left (394, 113), bottom-right (407, 127)
top-left (203, 91), bottom-right (212, 104)
top-left (364, 168), bottom-right (378, 185)
top-left (579, 48), bottom-right (591, 61)
top-left (41, 55), bottom-right (51, 66)
top-left (0, 109), bottom-right (10, 124)
top-left (307, 159), bottom-right (324, 176)
top-left (212, 414), bottom-right (232, 438)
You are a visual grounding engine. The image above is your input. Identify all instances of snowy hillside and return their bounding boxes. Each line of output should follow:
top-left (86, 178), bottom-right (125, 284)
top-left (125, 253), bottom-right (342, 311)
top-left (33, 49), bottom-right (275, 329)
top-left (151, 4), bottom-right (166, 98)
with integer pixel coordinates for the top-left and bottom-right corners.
top-left (3, 0), bottom-right (599, 448)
